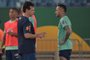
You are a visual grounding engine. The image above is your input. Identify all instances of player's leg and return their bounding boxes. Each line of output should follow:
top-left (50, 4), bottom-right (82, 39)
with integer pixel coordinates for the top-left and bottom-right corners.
top-left (0, 54), bottom-right (2, 60)
top-left (59, 50), bottom-right (67, 60)
top-left (60, 56), bottom-right (67, 60)
top-left (12, 50), bottom-right (19, 60)
top-left (19, 53), bottom-right (36, 60)
top-left (25, 53), bottom-right (36, 60)
top-left (6, 50), bottom-right (12, 60)
top-left (54, 51), bottom-right (60, 60)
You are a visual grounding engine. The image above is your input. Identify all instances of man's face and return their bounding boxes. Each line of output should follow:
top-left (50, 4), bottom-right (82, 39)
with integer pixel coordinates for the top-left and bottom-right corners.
top-left (55, 6), bottom-right (64, 17)
top-left (27, 6), bottom-right (35, 17)
top-left (9, 9), bottom-right (18, 19)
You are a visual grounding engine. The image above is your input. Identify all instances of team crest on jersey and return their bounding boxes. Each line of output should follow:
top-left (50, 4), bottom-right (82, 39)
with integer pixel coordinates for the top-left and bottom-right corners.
top-left (26, 26), bottom-right (31, 31)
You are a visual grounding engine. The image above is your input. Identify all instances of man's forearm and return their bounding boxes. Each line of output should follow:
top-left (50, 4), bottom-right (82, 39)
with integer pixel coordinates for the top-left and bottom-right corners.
top-left (64, 32), bottom-right (70, 43)
top-left (24, 33), bottom-right (36, 39)
top-left (63, 26), bottom-right (72, 43)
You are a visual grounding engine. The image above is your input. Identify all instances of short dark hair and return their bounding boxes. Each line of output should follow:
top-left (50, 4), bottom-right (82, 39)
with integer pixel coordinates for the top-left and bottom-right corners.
top-left (9, 8), bottom-right (19, 13)
top-left (57, 4), bottom-right (67, 12)
top-left (22, 1), bottom-right (34, 13)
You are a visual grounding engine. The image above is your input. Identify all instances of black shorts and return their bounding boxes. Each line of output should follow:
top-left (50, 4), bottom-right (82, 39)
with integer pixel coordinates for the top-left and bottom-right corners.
top-left (59, 49), bottom-right (72, 60)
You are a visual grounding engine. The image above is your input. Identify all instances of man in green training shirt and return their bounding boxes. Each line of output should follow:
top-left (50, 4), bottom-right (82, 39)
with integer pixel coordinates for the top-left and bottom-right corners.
top-left (55, 4), bottom-right (72, 60)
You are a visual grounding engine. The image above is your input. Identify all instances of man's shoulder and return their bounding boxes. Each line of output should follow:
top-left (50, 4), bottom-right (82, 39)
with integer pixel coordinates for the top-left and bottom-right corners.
top-left (64, 16), bottom-right (70, 21)
top-left (18, 16), bottom-right (28, 23)
top-left (61, 16), bottom-right (70, 22)
top-left (18, 16), bottom-right (27, 21)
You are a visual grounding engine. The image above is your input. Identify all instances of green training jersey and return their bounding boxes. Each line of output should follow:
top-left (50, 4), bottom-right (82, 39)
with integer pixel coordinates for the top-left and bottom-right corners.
top-left (58, 16), bottom-right (72, 50)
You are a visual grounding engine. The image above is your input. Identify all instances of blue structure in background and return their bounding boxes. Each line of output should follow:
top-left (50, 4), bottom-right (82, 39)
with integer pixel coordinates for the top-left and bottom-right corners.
top-left (0, 0), bottom-right (90, 7)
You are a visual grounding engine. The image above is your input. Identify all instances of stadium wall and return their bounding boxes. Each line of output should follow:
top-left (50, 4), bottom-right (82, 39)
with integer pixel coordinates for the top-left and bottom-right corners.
top-left (0, 7), bottom-right (90, 38)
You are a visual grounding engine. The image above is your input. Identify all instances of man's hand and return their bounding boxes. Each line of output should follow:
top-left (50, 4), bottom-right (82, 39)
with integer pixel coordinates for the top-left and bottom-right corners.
top-left (7, 29), bottom-right (17, 37)
top-left (7, 29), bottom-right (14, 36)
top-left (8, 31), bottom-right (14, 36)
top-left (36, 32), bottom-right (47, 38)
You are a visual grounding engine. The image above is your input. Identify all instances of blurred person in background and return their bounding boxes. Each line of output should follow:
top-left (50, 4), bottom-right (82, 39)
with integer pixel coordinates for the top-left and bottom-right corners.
top-left (0, 29), bottom-right (4, 60)
top-left (2, 8), bottom-right (19, 60)
top-left (29, 15), bottom-right (37, 32)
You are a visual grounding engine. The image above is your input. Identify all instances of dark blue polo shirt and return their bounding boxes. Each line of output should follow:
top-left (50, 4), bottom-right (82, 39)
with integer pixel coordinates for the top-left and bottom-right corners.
top-left (18, 16), bottom-right (36, 54)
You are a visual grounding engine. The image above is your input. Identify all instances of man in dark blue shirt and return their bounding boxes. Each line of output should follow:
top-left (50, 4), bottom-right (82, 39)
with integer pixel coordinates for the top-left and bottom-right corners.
top-left (18, 1), bottom-right (45, 60)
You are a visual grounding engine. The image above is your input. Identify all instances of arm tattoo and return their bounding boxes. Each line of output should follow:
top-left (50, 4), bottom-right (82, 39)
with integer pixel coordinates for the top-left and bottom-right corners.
top-left (63, 26), bottom-right (72, 43)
